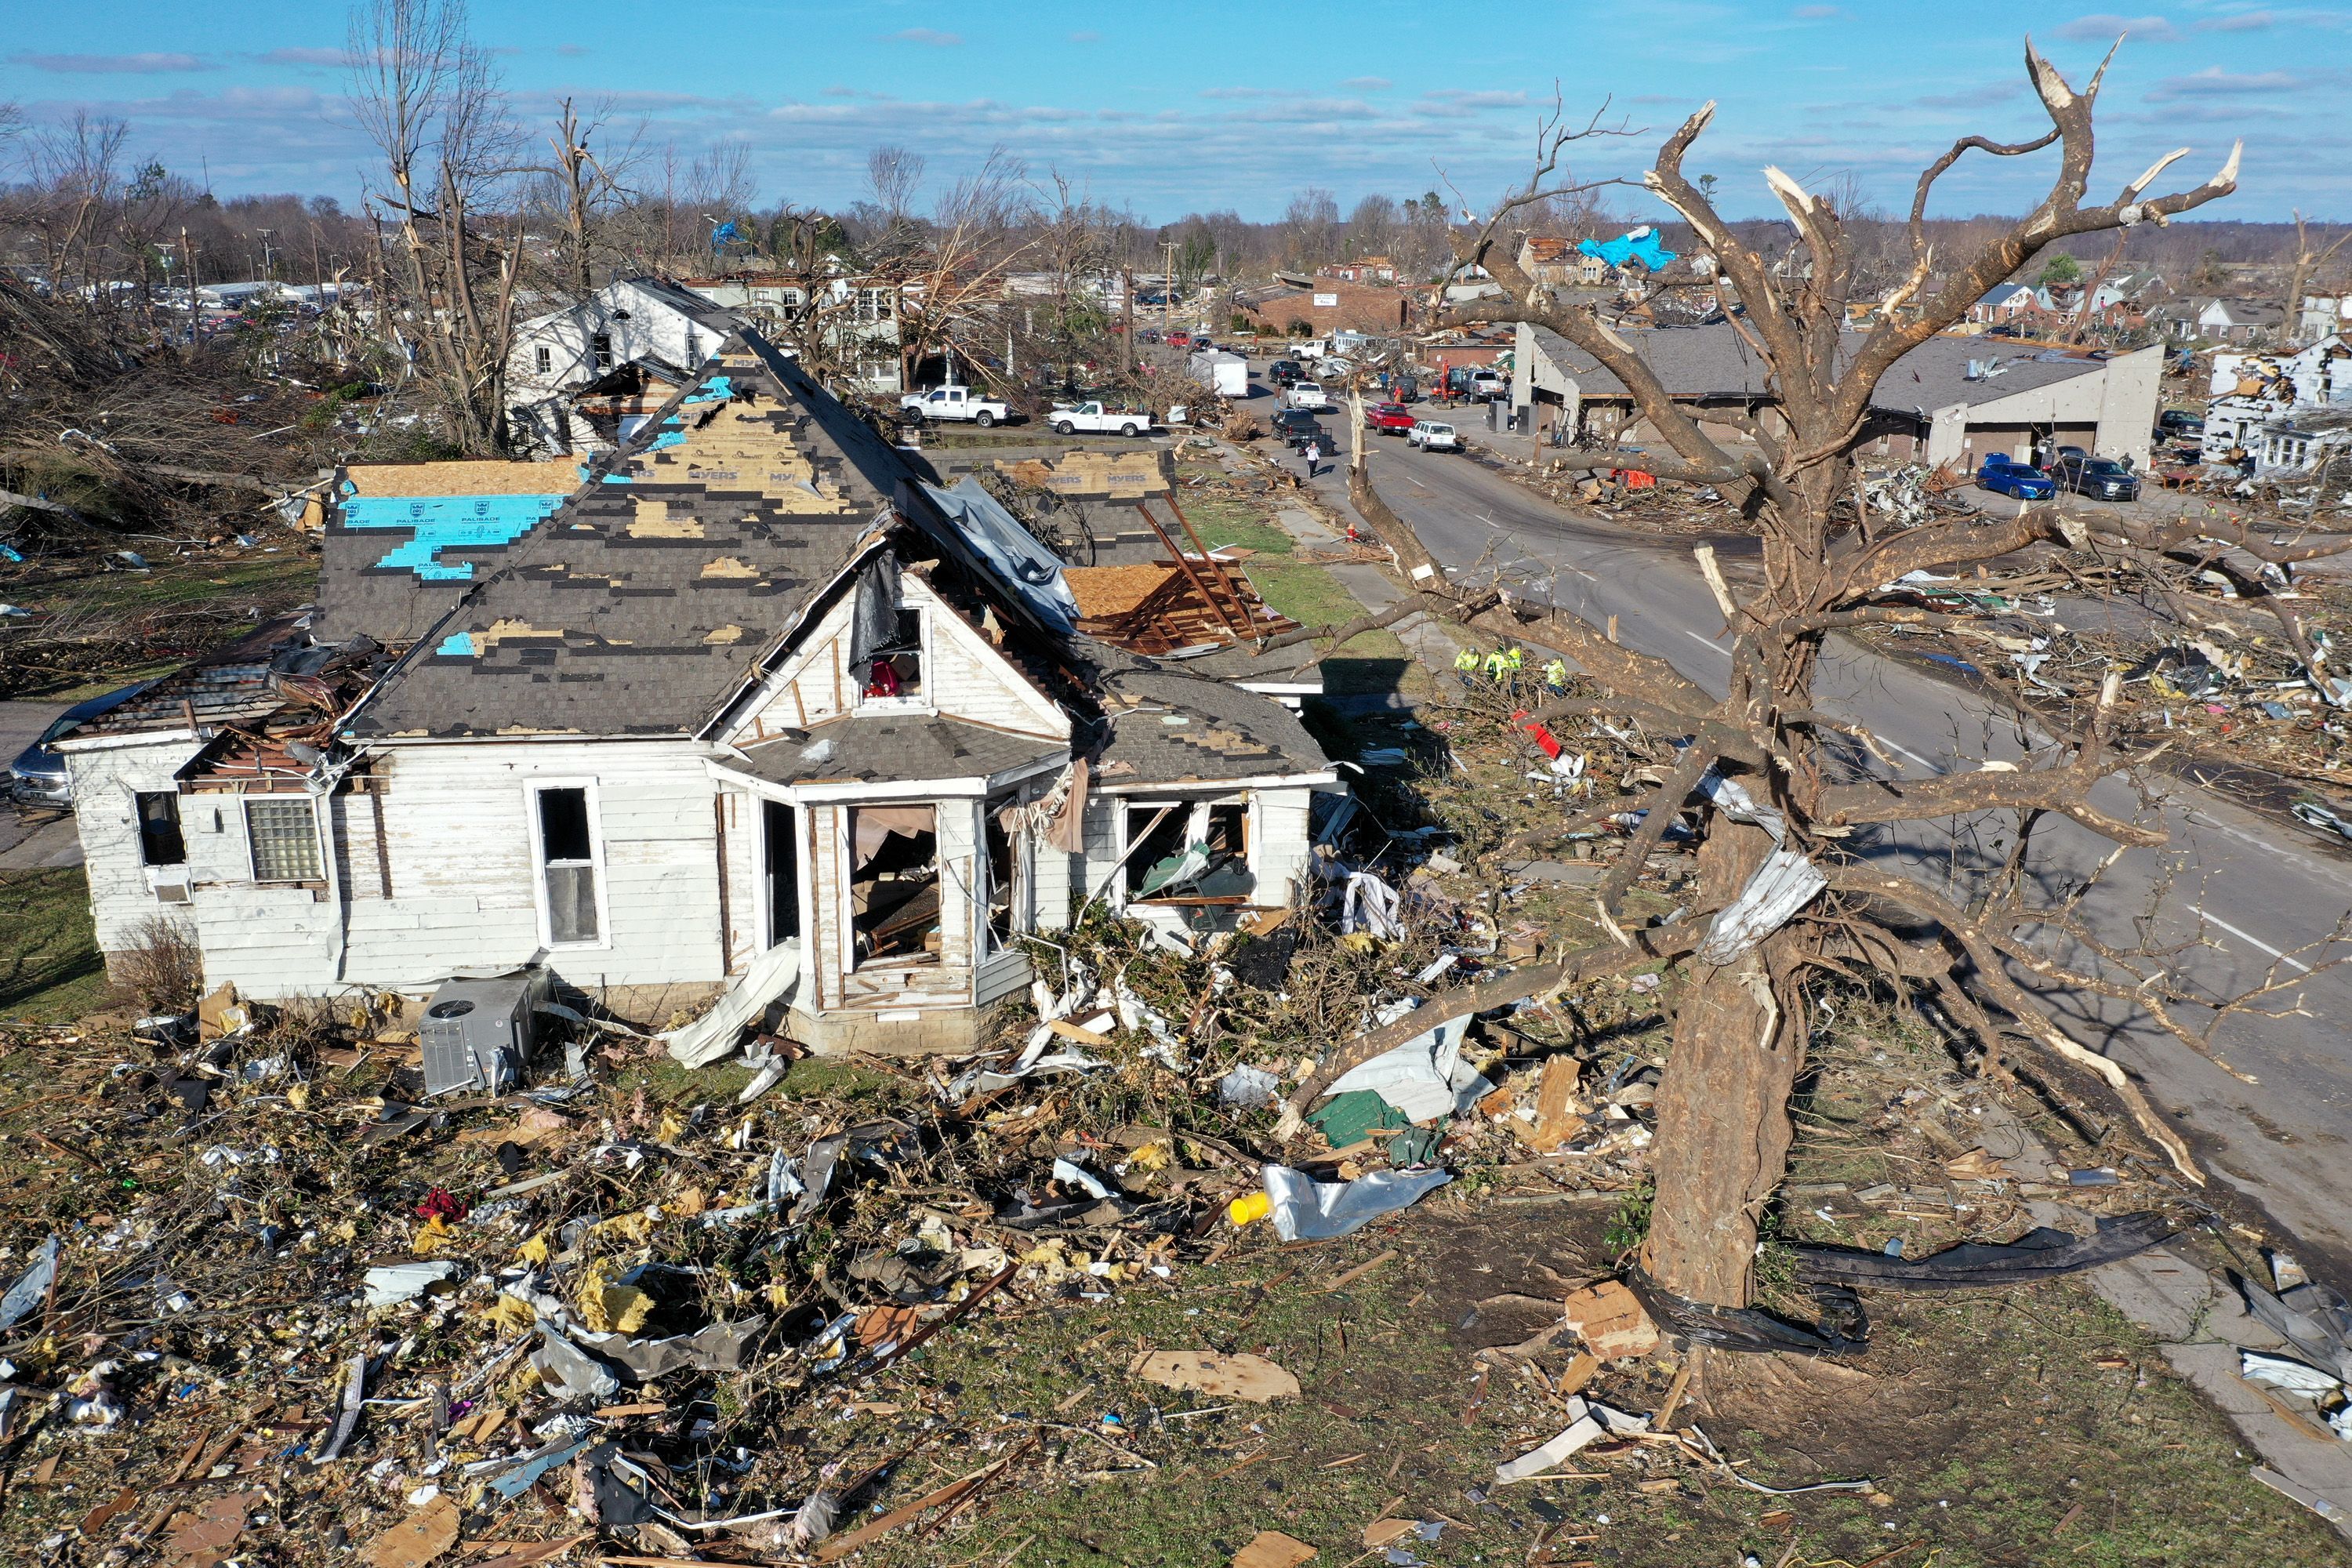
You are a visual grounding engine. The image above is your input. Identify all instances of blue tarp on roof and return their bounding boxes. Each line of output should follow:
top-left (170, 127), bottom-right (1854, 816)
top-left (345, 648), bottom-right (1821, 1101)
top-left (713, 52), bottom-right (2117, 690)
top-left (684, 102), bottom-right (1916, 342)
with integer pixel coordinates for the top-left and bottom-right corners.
top-left (341, 493), bottom-right (568, 581)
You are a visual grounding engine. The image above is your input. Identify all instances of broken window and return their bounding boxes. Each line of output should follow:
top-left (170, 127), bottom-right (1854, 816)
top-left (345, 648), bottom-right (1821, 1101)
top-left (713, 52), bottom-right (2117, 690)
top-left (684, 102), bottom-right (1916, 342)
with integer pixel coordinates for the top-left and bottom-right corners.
top-left (1124, 800), bottom-right (1254, 902)
top-left (535, 786), bottom-right (601, 945)
top-left (245, 797), bottom-right (321, 883)
top-left (984, 793), bottom-right (1024, 955)
top-left (764, 799), bottom-right (800, 946)
top-left (590, 330), bottom-right (612, 375)
top-left (860, 608), bottom-right (924, 701)
top-left (137, 792), bottom-right (185, 866)
top-left (534, 343), bottom-right (551, 376)
top-left (849, 805), bottom-right (940, 967)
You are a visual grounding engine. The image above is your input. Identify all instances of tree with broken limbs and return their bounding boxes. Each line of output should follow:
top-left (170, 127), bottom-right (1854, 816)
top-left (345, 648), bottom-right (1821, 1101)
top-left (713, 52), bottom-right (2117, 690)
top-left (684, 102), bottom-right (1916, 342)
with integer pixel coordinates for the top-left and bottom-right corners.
top-left (1292, 41), bottom-right (2329, 1323)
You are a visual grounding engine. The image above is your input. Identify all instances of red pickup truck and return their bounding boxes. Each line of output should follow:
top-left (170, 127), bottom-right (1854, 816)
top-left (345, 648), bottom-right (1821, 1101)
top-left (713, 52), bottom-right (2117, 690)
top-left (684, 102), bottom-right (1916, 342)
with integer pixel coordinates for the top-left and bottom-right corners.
top-left (1367, 402), bottom-right (1417, 435)
top-left (1165, 330), bottom-right (1193, 349)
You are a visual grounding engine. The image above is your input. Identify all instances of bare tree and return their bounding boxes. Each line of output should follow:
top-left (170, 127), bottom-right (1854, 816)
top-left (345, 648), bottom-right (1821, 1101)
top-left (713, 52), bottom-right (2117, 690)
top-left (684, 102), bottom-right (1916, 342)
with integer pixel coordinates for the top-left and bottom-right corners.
top-left (536, 96), bottom-right (637, 297)
top-left (346, 0), bottom-right (528, 455)
top-left (2282, 210), bottom-right (2351, 343)
top-left (1314, 42), bottom-right (2270, 1320)
top-left (1279, 188), bottom-right (1339, 269)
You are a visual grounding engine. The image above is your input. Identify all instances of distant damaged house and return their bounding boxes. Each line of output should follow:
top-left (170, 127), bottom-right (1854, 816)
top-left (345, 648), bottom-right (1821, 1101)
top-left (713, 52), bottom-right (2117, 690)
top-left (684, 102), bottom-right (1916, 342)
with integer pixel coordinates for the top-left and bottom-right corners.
top-left (54, 332), bottom-right (1338, 1052)
top-left (1512, 320), bottom-right (2162, 470)
top-left (504, 277), bottom-right (745, 455)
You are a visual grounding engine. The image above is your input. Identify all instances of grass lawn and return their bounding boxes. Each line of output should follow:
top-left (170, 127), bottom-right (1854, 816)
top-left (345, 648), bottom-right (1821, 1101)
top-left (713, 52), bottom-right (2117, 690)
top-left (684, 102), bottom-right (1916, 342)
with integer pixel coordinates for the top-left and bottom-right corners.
top-left (0, 866), bottom-right (108, 1021)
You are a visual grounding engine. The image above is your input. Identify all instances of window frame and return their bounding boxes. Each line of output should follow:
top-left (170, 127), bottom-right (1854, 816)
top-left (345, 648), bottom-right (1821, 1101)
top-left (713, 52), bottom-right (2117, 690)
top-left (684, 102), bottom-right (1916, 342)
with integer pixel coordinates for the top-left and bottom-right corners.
top-left (524, 779), bottom-right (612, 952)
top-left (854, 603), bottom-right (934, 716)
top-left (136, 790), bottom-right (187, 868)
top-left (241, 794), bottom-right (325, 885)
top-left (1117, 795), bottom-right (1253, 906)
top-left (533, 343), bottom-right (552, 376)
top-left (981, 792), bottom-right (1032, 959)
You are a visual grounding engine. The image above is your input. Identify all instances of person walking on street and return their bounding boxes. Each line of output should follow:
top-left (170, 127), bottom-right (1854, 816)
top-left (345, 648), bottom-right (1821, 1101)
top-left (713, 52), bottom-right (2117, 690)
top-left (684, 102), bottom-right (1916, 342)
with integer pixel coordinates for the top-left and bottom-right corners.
top-left (1301, 438), bottom-right (1320, 480)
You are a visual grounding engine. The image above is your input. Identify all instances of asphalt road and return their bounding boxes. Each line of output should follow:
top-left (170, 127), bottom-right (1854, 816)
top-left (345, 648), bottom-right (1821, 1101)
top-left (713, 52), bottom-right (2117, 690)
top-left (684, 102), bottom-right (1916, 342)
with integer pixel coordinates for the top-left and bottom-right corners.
top-left (0, 701), bottom-right (83, 870)
top-left (1306, 432), bottom-right (2352, 1285)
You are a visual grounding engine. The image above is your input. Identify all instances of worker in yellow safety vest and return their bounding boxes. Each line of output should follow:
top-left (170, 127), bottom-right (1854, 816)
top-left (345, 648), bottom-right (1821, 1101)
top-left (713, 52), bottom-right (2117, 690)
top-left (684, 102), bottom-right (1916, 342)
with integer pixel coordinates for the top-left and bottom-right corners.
top-left (1543, 659), bottom-right (1569, 689)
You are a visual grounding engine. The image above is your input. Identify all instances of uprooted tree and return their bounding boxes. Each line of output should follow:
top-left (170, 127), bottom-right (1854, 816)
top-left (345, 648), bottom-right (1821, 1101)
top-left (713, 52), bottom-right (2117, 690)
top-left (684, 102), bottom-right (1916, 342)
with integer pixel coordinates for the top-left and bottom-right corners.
top-left (1282, 42), bottom-right (2347, 1321)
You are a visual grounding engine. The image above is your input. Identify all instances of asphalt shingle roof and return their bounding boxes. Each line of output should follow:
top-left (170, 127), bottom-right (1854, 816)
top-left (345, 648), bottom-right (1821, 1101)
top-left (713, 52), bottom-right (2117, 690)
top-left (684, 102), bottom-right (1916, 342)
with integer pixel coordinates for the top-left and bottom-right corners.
top-left (730, 715), bottom-right (1062, 787)
top-left (343, 338), bottom-right (908, 739)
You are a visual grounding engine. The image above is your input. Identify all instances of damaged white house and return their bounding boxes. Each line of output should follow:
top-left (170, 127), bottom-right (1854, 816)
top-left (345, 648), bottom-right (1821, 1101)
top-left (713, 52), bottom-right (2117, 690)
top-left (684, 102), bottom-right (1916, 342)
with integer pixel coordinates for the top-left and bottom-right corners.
top-left (53, 332), bottom-right (1340, 1054)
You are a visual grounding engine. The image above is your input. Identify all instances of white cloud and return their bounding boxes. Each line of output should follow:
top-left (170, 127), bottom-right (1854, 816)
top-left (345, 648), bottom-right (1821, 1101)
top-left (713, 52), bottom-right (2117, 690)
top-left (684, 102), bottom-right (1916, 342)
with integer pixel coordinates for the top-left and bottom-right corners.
top-left (11, 51), bottom-right (211, 74)
top-left (259, 48), bottom-right (352, 67)
top-left (2053, 13), bottom-right (2180, 41)
top-left (2147, 65), bottom-right (2302, 96)
top-left (1344, 76), bottom-right (1392, 90)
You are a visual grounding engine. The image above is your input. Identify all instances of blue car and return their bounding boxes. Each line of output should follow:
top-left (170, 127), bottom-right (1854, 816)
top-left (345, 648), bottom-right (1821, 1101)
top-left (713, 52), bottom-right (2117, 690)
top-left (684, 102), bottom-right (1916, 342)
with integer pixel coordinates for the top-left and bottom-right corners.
top-left (1976, 454), bottom-right (2055, 500)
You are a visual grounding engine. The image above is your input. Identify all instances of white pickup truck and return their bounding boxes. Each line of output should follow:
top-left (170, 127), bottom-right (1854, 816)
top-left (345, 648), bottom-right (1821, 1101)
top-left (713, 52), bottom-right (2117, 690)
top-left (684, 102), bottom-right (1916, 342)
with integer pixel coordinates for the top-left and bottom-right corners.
top-left (900, 385), bottom-right (1011, 426)
top-left (1286, 381), bottom-right (1330, 412)
top-left (1048, 401), bottom-right (1156, 437)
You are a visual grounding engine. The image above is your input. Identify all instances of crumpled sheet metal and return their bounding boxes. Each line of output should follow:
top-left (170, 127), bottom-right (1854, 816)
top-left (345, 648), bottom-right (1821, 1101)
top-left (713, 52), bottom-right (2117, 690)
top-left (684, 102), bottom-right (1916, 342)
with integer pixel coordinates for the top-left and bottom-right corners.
top-left (665, 937), bottom-right (800, 1067)
top-left (1261, 1164), bottom-right (1450, 1242)
top-left (1792, 1213), bottom-right (2174, 1291)
top-left (578, 1316), bottom-right (768, 1381)
top-left (2239, 1272), bottom-right (2352, 1385)
top-left (1695, 847), bottom-right (1825, 966)
top-left (0, 1235), bottom-right (60, 1332)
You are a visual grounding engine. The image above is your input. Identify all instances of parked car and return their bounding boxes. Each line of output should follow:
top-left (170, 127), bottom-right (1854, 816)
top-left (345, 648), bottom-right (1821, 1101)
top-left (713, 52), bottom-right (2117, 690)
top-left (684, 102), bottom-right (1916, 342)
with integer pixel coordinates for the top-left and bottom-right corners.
top-left (1367, 403), bottom-right (1417, 436)
top-left (1136, 329), bottom-right (1163, 344)
top-left (1407, 419), bottom-right (1461, 452)
top-left (1049, 401), bottom-right (1156, 437)
top-left (2052, 453), bottom-right (2141, 501)
top-left (1166, 331), bottom-right (1192, 349)
top-left (1287, 381), bottom-right (1329, 411)
top-left (1465, 370), bottom-right (1506, 399)
top-left (1976, 454), bottom-right (2056, 500)
top-left (2157, 409), bottom-right (2205, 437)
top-left (1268, 358), bottom-right (1303, 387)
top-left (10, 681), bottom-right (153, 806)
top-left (898, 385), bottom-right (1011, 426)
top-left (1269, 408), bottom-right (1333, 452)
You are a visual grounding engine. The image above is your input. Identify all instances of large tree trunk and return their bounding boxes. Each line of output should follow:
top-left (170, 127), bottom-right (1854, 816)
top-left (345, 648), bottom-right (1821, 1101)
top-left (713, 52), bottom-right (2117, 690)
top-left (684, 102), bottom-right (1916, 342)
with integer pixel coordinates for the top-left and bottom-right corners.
top-left (1639, 818), bottom-right (1801, 1305)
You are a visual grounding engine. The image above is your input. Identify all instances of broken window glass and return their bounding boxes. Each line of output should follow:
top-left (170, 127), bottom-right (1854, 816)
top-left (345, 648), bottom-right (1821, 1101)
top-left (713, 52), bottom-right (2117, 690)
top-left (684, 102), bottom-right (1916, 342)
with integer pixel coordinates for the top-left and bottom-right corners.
top-left (537, 786), bottom-right (600, 944)
top-left (137, 792), bottom-right (185, 866)
top-left (849, 805), bottom-right (940, 967)
top-left (245, 797), bottom-right (321, 883)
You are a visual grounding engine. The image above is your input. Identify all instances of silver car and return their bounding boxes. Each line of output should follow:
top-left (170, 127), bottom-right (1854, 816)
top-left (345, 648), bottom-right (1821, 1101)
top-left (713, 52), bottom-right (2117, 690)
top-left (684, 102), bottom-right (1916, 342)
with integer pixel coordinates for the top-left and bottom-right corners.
top-left (9, 681), bottom-right (152, 806)
top-left (1407, 419), bottom-right (1461, 452)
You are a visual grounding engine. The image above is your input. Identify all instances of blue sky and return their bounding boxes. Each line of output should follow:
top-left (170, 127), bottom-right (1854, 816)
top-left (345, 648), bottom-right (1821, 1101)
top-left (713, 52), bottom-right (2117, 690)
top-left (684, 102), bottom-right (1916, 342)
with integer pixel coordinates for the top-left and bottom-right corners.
top-left (1, 1), bottom-right (2341, 223)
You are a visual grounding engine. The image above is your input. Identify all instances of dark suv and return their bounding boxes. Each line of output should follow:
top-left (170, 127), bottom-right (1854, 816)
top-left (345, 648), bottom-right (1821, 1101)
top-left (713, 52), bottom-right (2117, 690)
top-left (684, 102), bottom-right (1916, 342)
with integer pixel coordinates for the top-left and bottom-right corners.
top-left (1269, 408), bottom-right (1332, 451)
top-left (2052, 453), bottom-right (2140, 501)
top-left (1268, 359), bottom-right (1303, 387)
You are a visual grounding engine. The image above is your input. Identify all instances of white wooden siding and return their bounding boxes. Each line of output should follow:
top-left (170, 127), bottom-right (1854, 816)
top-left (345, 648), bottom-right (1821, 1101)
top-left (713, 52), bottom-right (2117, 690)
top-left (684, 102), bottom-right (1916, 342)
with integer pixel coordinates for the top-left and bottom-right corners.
top-left (61, 739), bottom-right (205, 957)
top-left (729, 572), bottom-right (1069, 746)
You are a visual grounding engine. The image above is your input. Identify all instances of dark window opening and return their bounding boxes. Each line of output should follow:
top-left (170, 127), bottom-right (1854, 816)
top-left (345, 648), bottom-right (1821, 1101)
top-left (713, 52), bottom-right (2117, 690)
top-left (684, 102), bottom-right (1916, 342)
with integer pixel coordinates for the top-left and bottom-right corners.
top-left (590, 330), bottom-right (613, 375)
top-left (1127, 800), bottom-right (1255, 902)
top-left (537, 786), bottom-right (600, 944)
top-left (849, 805), bottom-right (940, 967)
top-left (764, 799), bottom-right (800, 946)
top-left (534, 343), bottom-right (552, 375)
top-left (985, 793), bottom-right (1019, 954)
top-left (862, 607), bottom-right (924, 700)
top-left (137, 792), bottom-right (185, 866)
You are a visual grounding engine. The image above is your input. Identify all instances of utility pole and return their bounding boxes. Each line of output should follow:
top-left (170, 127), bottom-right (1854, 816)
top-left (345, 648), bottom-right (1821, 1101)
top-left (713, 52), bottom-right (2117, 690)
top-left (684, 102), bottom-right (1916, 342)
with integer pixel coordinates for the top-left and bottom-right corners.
top-left (1120, 266), bottom-right (1134, 376)
top-left (179, 226), bottom-right (198, 354)
top-left (1165, 236), bottom-right (1176, 337)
